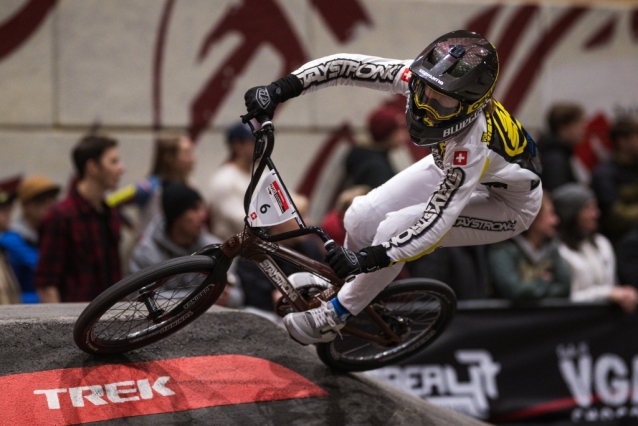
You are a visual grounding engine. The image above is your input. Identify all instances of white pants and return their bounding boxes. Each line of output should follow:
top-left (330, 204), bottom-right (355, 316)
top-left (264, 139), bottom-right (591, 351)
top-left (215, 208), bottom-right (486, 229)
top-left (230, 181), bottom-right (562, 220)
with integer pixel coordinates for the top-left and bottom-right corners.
top-left (338, 155), bottom-right (543, 315)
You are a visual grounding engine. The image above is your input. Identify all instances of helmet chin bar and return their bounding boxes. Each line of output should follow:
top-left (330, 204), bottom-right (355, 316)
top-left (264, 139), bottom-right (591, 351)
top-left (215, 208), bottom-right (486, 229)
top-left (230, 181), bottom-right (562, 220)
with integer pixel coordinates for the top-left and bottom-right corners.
top-left (406, 102), bottom-right (486, 147)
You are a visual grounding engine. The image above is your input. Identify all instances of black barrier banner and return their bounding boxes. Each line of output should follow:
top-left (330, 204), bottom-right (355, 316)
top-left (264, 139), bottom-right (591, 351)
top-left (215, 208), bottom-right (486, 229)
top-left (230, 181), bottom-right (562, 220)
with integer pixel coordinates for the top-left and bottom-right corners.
top-left (366, 301), bottom-right (638, 425)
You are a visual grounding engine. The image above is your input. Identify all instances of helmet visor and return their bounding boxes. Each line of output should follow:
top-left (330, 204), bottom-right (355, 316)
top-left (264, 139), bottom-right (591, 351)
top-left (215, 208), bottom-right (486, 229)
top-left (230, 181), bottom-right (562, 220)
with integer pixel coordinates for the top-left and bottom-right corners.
top-left (410, 78), bottom-right (461, 123)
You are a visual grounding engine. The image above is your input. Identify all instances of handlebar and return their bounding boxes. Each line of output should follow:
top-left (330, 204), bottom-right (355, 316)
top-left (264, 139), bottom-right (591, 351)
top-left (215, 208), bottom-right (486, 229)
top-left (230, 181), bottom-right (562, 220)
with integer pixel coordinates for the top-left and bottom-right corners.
top-left (239, 117), bottom-right (335, 248)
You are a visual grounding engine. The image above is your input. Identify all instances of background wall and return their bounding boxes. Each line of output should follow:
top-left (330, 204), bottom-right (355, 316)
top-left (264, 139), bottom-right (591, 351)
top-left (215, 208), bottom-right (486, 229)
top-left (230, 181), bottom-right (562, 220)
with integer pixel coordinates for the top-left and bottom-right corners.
top-left (1, 0), bottom-right (637, 221)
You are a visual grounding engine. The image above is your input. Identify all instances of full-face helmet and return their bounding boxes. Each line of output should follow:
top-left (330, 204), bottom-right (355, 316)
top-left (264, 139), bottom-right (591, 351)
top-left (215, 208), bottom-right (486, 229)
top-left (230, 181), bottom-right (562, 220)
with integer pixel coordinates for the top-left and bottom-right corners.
top-left (406, 30), bottom-right (499, 146)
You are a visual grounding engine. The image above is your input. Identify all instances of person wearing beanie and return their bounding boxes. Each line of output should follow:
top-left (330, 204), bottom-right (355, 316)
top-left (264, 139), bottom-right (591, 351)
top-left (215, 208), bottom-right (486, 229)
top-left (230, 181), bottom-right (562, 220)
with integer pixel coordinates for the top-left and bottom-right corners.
top-left (344, 104), bottom-right (410, 189)
top-left (552, 183), bottom-right (637, 313)
top-left (207, 122), bottom-right (255, 239)
top-left (130, 182), bottom-right (215, 272)
top-left (0, 175), bottom-right (60, 303)
top-left (129, 182), bottom-right (243, 308)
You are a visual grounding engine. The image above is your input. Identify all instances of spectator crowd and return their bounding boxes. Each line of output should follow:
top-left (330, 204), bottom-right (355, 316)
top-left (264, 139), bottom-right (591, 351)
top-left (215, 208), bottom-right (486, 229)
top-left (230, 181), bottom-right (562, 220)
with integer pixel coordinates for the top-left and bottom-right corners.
top-left (0, 103), bottom-right (637, 319)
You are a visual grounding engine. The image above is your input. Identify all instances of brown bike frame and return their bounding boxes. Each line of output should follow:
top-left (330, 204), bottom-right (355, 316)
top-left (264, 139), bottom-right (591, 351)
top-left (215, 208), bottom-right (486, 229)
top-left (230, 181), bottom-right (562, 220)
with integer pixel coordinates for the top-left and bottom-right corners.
top-left (222, 119), bottom-right (401, 346)
top-left (220, 228), bottom-right (401, 345)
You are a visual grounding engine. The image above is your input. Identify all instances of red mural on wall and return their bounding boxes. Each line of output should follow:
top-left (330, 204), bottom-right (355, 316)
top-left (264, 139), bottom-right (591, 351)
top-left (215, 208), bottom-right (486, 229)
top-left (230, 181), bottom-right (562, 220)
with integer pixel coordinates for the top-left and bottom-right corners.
top-left (2, 0), bottom-right (636, 201)
top-left (188, 0), bottom-right (307, 140)
top-left (0, 0), bottom-right (56, 62)
top-left (150, 0), bottom-right (372, 211)
top-left (466, 5), bottom-right (589, 114)
top-left (151, 0), bottom-right (371, 140)
top-left (467, 4), bottom-right (638, 116)
top-left (309, 0), bottom-right (371, 42)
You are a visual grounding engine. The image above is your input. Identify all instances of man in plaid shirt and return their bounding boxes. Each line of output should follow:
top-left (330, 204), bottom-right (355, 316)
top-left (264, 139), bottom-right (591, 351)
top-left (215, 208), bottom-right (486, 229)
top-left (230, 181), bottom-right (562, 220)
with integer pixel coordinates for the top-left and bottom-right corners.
top-left (35, 134), bottom-right (124, 302)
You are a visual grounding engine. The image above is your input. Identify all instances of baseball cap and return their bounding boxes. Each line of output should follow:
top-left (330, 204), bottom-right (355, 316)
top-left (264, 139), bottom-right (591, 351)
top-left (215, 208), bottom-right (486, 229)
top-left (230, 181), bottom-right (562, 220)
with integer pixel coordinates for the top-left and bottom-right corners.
top-left (226, 123), bottom-right (254, 145)
top-left (18, 175), bottom-right (60, 204)
top-left (367, 106), bottom-right (403, 143)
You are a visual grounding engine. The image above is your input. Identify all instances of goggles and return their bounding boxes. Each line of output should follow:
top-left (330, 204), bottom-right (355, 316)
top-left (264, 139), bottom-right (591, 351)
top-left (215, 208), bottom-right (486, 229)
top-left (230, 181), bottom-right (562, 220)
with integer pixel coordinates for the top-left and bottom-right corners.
top-left (410, 78), bottom-right (462, 124)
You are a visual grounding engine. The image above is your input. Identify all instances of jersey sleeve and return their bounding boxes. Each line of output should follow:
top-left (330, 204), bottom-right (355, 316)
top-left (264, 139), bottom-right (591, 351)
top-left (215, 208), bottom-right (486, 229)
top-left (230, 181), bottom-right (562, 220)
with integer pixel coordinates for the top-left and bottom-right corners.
top-left (292, 54), bottom-right (412, 96)
top-left (381, 140), bottom-right (491, 264)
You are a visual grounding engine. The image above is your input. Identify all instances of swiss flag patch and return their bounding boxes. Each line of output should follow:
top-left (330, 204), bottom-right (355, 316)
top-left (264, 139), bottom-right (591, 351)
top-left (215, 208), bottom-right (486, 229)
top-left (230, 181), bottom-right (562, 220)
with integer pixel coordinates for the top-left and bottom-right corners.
top-left (453, 151), bottom-right (468, 166)
top-left (400, 68), bottom-right (412, 83)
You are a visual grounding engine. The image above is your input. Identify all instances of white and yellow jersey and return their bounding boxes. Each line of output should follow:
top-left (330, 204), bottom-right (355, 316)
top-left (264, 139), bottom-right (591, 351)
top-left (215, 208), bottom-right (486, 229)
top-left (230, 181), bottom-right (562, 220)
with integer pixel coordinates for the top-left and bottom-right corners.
top-left (293, 53), bottom-right (542, 266)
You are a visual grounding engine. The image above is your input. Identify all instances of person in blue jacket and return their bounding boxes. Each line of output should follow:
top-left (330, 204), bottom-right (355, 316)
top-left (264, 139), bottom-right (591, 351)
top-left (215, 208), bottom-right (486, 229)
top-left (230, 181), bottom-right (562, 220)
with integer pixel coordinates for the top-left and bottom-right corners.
top-left (0, 175), bottom-right (60, 303)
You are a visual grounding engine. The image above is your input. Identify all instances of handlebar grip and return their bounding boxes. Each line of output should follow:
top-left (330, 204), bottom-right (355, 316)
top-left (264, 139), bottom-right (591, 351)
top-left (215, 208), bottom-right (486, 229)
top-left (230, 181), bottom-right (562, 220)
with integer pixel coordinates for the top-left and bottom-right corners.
top-left (256, 114), bottom-right (270, 124)
top-left (324, 239), bottom-right (336, 252)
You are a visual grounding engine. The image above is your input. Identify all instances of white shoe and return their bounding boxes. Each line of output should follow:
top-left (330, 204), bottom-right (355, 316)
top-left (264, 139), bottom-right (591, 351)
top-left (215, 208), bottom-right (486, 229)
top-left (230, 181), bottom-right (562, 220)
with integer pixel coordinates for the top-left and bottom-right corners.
top-left (283, 300), bottom-right (345, 345)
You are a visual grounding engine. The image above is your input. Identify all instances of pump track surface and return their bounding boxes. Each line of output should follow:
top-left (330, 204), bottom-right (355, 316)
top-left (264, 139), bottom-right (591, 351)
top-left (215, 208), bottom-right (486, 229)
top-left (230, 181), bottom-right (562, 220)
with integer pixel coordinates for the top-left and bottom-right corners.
top-left (0, 304), bottom-right (489, 425)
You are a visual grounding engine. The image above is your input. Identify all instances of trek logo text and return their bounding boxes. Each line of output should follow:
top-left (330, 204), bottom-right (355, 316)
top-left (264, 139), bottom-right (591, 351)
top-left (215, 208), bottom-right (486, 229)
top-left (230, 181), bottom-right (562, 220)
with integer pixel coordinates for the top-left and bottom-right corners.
top-left (34, 376), bottom-right (175, 410)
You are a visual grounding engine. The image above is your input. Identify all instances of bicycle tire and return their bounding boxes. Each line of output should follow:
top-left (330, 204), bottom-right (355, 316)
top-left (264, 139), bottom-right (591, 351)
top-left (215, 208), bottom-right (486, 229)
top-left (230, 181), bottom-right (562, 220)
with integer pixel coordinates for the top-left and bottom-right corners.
top-left (316, 278), bottom-right (456, 372)
top-left (74, 252), bottom-right (230, 355)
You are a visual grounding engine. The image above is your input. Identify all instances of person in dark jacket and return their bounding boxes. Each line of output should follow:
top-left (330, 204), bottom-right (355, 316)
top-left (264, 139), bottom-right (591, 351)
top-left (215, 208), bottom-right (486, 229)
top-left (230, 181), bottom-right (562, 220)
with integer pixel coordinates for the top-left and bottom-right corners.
top-left (538, 103), bottom-right (586, 191)
top-left (591, 117), bottom-right (638, 244)
top-left (345, 105), bottom-right (408, 189)
top-left (617, 222), bottom-right (638, 287)
top-left (407, 245), bottom-right (490, 300)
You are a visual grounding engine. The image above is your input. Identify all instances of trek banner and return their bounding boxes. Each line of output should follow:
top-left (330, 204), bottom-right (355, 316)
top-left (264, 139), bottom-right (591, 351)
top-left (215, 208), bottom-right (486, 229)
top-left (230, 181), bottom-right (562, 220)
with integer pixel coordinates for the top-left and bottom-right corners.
top-left (367, 302), bottom-right (638, 425)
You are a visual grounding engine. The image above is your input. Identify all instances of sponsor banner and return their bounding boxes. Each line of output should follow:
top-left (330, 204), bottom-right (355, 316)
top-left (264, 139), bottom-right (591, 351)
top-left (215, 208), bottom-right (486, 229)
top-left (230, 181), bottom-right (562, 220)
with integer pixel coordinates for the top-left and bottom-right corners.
top-left (1, 354), bottom-right (326, 425)
top-left (367, 301), bottom-right (638, 425)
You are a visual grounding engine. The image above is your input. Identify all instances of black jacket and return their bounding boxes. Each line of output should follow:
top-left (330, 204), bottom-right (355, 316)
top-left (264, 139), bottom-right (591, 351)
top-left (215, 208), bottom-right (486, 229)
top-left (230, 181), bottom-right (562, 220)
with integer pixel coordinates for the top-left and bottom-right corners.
top-left (617, 224), bottom-right (638, 287)
top-left (537, 134), bottom-right (577, 191)
top-left (345, 146), bottom-right (395, 189)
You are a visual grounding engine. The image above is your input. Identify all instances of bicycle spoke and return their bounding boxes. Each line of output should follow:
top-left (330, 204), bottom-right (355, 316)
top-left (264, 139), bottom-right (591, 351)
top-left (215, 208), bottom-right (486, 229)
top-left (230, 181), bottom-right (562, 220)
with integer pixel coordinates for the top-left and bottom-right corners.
top-left (91, 271), bottom-right (210, 344)
top-left (329, 289), bottom-right (446, 363)
top-left (340, 341), bottom-right (373, 356)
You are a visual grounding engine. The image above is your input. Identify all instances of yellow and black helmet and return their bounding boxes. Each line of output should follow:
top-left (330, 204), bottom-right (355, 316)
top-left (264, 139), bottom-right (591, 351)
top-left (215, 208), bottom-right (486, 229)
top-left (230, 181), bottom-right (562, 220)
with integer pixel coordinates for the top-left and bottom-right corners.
top-left (406, 30), bottom-right (499, 146)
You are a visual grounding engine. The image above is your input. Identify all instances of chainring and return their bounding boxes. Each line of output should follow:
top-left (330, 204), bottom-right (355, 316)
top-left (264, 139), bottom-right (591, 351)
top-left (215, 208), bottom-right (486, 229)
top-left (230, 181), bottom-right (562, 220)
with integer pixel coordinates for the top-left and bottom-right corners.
top-left (274, 284), bottom-right (329, 317)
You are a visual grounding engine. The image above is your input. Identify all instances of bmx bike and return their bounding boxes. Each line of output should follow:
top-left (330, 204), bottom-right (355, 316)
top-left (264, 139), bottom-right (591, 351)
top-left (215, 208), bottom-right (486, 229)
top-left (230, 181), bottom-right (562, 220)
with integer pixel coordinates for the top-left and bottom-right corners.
top-left (73, 120), bottom-right (456, 372)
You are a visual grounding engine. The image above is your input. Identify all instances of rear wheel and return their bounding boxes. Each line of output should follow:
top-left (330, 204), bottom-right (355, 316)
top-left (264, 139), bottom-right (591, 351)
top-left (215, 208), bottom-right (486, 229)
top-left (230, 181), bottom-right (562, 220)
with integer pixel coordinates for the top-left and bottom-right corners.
top-left (316, 278), bottom-right (456, 372)
top-left (73, 252), bottom-right (230, 355)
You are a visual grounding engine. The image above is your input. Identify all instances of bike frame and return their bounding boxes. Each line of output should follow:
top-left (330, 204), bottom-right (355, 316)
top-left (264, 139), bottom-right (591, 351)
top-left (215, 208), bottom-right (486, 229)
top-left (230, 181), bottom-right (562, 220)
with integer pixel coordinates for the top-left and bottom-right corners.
top-left (202, 121), bottom-right (401, 345)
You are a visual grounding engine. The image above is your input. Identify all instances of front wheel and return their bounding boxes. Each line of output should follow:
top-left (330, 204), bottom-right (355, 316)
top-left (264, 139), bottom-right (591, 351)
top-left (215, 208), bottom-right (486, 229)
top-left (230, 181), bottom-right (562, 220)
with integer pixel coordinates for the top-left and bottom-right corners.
top-left (74, 252), bottom-right (230, 355)
top-left (316, 278), bottom-right (456, 372)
